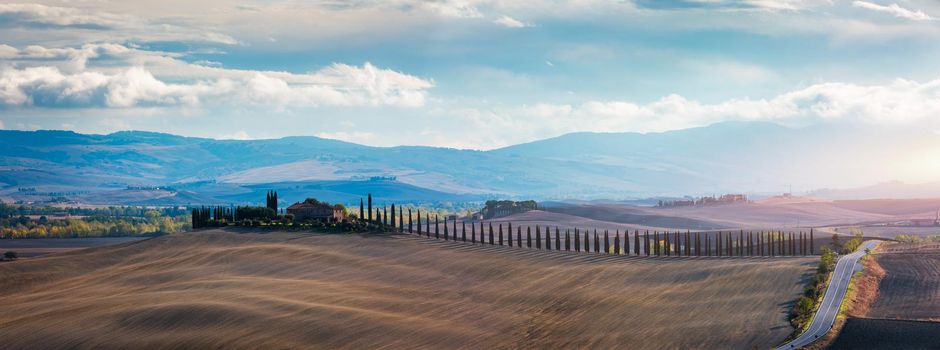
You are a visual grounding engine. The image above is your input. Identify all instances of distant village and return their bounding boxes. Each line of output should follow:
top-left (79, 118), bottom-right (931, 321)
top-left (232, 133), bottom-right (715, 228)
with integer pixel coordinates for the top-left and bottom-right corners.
top-left (656, 194), bottom-right (748, 208)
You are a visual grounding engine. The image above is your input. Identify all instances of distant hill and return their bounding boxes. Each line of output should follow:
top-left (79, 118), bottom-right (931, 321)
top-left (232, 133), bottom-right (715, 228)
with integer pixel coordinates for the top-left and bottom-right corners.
top-left (1, 121), bottom-right (938, 205)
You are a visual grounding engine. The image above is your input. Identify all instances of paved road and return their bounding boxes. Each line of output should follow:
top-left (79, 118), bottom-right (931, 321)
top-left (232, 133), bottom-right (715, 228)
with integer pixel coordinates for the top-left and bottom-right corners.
top-left (776, 240), bottom-right (880, 350)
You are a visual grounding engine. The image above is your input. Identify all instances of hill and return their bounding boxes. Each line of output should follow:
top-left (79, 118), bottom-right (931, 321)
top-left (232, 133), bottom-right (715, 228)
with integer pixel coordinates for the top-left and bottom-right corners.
top-left (2, 121), bottom-right (940, 204)
top-left (0, 230), bottom-right (815, 349)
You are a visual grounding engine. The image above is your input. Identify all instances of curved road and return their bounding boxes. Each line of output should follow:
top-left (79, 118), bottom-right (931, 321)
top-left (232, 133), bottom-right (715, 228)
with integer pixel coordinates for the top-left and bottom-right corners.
top-left (777, 240), bottom-right (880, 350)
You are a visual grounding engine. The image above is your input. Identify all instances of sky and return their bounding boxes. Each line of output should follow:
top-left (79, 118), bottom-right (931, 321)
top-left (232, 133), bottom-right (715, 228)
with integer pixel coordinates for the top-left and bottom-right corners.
top-left (1, 0), bottom-right (940, 150)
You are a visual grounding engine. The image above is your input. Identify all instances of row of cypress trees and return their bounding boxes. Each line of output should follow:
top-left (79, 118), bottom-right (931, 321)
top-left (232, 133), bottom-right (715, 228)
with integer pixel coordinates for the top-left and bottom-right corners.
top-left (265, 191), bottom-right (278, 212)
top-left (358, 197), bottom-right (819, 257)
top-left (191, 206), bottom-right (235, 228)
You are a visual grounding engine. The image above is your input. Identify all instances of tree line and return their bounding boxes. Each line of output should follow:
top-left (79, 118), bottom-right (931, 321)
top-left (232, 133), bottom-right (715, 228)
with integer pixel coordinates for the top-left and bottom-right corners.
top-left (358, 196), bottom-right (821, 257)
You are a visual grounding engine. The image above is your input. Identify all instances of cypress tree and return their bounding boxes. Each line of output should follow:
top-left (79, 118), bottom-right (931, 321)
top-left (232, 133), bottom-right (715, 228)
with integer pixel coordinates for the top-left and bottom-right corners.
top-left (654, 231), bottom-right (660, 256)
top-left (644, 231), bottom-right (649, 256)
top-left (367, 194), bottom-right (373, 222)
top-left (574, 229), bottom-right (581, 252)
top-left (594, 230), bottom-right (600, 254)
top-left (584, 230), bottom-right (591, 253)
top-left (544, 227), bottom-right (551, 250)
top-left (408, 209), bottom-right (413, 233)
top-left (507, 222), bottom-right (512, 246)
top-left (426, 213), bottom-right (431, 238)
top-left (604, 230), bottom-right (610, 254)
top-left (637, 230), bottom-right (642, 256)
top-left (399, 207), bottom-right (404, 233)
top-left (416, 209), bottom-right (421, 235)
top-left (499, 224), bottom-right (504, 245)
top-left (489, 222), bottom-right (495, 245)
top-left (455, 218), bottom-right (459, 242)
top-left (527, 226), bottom-right (532, 248)
top-left (555, 227), bottom-right (561, 251)
top-left (435, 216), bottom-right (439, 238)
top-left (565, 229), bottom-right (571, 251)
top-left (471, 221), bottom-right (476, 244)
top-left (359, 198), bottom-right (364, 222)
top-left (810, 228), bottom-right (815, 255)
top-left (614, 231), bottom-right (621, 255)
top-left (665, 231), bottom-right (671, 257)
top-left (516, 227), bottom-right (522, 248)
top-left (535, 226), bottom-right (542, 249)
top-left (390, 204), bottom-right (396, 231)
top-left (443, 218), bottom-right (449, 240)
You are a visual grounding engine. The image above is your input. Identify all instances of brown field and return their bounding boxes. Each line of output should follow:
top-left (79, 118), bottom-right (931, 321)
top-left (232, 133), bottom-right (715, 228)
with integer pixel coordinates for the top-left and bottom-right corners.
top-left (0, 237), bottom-right (148, 257)
top-left (0, 229), bottom-right (814, 349)
top-left (867, 243), bottom-right (940, 320)
top-left (536, 198), bottom-right (940, 232)
top-left (828, 318), bottom-right (940, 350)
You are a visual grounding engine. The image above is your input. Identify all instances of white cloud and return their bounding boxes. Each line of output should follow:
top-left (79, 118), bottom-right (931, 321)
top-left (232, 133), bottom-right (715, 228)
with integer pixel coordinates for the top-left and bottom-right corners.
top-left (314, 131), bottom-right (376, 144)
top-left (852, 1), bottom-right (934, 21)
top-left (492, 15), bottom-right (530, 28)
top-left (431, 77), bottom-right (940, 149)
top-left (217, 130), bottom-right (252, 140)
top-left (0, 44), bottom-right (18, 58)
top-left (0, 3), bottom-right (237, 45)
top-left (0, 44), bottom-right (434, 109)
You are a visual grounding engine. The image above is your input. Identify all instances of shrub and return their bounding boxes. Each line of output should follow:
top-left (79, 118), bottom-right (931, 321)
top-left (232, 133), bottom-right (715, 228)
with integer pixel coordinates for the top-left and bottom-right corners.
top-left (3, 251), bottom-right (17, 261)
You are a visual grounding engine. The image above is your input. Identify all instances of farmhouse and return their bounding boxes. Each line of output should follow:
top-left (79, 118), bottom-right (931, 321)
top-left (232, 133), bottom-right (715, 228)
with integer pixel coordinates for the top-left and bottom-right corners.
top-left (286, 201), bottom-right (346, 222)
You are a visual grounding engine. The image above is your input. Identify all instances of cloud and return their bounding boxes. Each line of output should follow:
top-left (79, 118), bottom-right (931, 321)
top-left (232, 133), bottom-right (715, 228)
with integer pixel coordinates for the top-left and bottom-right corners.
top-left (314, 131), bottom-right (376, 144)
top-left (852, 1), bottom-right (934, 21)
top-left (433, 76), bottom-right (940, 148)
top-left (0, 44), bottom-right (434, 109)
top-left (217, 130), bottom-right (252, 140)
top-left (0, 3), bottom-right (237, 45)
top-left (492, 15), bottom-right (530, 28)
top-left (0, 3), bottom-right (120, 29)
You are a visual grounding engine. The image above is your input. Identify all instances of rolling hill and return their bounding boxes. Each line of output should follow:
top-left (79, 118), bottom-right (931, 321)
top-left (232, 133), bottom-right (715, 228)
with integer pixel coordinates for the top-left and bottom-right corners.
top-left (2, 121), bottom-right (939, 205)
top-left (0, 230), bottom-right (815, 349)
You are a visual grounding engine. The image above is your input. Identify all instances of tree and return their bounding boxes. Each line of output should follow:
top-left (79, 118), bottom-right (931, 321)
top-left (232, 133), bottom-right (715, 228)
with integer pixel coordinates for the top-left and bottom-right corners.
top-left (604, 230), bottom-right (610, 254)
top-left (586, 230), bottom-right (592, 253)
top-left (574, 229), bottom-right (580, 252)
top-left (516, 226), bottom-right (522, 248)
top-left (810, 228), bottom-right (815, 255)
top-left (565, 229), bottom-right (571, 251)
top-left (507, 222), bottom-right (512, 246)
top-left (489, 222), bottom-right (495, 245)
top-left (527, 226), bottom-right (532, 248)
top-left (471, 220), bottom-right (476, 244)
top-left (499, 224), bottom-right (504, 245)
top-left (555, 227), bottom-right (561, 250)
top-left (614, 232), bottom-right (621, 255)
top-left (3, 251), bottom-right (16, 261)
top-left (535, 226), bottom-right (541, 249)
top-left (367, 194), bottom-right (373, 222)
top-left (360, 198), bottom-right (365, 222)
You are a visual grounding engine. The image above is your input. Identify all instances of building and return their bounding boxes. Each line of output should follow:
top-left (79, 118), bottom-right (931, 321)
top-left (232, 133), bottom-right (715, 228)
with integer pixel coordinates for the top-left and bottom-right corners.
top-left (286, 202), bottom-right (346, 222)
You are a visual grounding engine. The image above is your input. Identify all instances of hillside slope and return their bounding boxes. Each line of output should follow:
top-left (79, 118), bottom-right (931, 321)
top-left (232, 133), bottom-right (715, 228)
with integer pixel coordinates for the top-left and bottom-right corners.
top-left (3, 121), bottom-right (940, 203)
top-left (0, 230), bottom-right (814, 349)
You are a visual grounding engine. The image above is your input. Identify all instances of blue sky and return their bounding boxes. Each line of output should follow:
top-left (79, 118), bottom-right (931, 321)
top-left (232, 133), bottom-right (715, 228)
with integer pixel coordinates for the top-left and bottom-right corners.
top-left (1, 0), bottom-right (940, 149)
